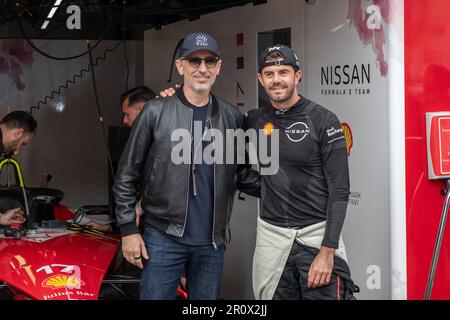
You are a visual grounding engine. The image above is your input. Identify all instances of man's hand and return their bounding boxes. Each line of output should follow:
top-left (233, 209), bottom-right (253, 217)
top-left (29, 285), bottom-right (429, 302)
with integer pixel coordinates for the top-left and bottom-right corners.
top-left (159, 84), bottom-right (180, 97)
top-left (86, 221), bottom-right (112, 233)
top-left (121, 233), bottom-right (149, 269)
top-left (307, 246), bottom-right (335, 288)
top-left (0, 208), bottom-right (26, 226)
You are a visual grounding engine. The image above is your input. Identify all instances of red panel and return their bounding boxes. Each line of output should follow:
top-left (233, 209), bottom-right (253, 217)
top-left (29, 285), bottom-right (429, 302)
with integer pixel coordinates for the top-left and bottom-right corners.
top-left (236, 32), bottom-right (244, 46)
top-left (405, 0), bottom-right (450, 299)
top-left (0, 233), bottom-right (119, 300)
top-left (430, 117), bottom-right (450, 176)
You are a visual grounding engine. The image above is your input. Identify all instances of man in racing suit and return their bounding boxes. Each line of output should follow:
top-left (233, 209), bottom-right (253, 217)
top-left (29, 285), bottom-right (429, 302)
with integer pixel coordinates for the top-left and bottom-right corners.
top-left (245, 45), bottom-right (358, 300)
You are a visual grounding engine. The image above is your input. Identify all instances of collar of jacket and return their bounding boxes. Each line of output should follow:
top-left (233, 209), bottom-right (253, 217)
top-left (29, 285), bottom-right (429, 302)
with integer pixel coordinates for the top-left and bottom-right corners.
top-left (210, 94), bottom-right (219, 118)
top-left (267, 94), bottom-right (305, 116)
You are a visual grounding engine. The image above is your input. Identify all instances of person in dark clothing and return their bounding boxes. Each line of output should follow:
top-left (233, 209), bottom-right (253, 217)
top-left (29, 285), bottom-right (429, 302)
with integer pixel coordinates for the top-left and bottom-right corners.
top-left (120, 86), bottom-right (156, 227)
top-left (245, 45), bottom-right (357, 300)
top-left (0, 111), bottom-right (37, 226)
top-left (0, 110), bottom-right (37, 157)
top-left (121, 86), bottom-right (156, 127)
top-left (113, 32), bottom-right (260, 300)
top-left (86, 86), bottom-right (157, 234)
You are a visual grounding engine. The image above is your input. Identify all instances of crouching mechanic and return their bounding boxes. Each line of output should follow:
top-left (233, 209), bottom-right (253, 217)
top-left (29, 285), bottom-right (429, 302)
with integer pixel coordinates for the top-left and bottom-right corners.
top-left (0, 111), bottom-right (37, 227)
top-left (245, 45), bottom-right (358, 300)
top-left (113, 32), bottom-right (260, 300)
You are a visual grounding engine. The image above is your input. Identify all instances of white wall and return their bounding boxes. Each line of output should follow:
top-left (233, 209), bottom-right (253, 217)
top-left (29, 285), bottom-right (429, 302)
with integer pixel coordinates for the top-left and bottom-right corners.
top-left (304, 0), bottom-right (395, 299)
top-left (0, 39), bottom-right (142, 209)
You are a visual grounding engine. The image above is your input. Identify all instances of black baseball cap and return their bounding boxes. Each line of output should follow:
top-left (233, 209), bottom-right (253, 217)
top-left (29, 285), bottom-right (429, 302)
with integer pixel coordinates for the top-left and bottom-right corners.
top-left (258, 44), bottom-right (300, 72)
top-left (178, 32), bottom-right (221, 58)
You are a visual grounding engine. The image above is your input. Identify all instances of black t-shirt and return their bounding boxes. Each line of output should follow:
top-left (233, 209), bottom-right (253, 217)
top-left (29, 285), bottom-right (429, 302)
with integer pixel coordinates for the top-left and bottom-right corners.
top-left (172, 89), bottom-right (214, 246)
top-left (244, 96), bottom-right (350, 249)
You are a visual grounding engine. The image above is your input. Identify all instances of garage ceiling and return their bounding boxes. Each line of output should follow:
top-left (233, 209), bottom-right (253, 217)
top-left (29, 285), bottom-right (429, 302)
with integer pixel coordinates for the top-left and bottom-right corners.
top-left (0, 0), bottom-right (267, 39)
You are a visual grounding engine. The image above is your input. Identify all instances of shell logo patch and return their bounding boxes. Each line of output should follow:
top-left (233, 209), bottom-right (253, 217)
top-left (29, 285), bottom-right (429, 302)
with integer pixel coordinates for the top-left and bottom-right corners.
top-left (263, 122), bottom-right (275, 136)
top-left (342, 122), bottom-right (353, 156)
top-left (42, 274), bottom-right (85, 289)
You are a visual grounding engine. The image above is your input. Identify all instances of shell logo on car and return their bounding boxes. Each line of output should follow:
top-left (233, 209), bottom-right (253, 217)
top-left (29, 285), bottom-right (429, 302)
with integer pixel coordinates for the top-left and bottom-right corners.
top-left (42, 274), bottom-right (85, 289)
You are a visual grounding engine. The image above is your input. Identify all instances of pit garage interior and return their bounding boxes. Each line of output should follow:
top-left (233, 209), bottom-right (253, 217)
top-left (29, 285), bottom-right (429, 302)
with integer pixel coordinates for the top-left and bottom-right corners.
top-left (0, 0), bottom-right (449, 300)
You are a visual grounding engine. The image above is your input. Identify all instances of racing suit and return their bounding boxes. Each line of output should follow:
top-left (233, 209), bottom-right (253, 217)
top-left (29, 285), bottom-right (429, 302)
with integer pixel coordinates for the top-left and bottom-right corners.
top-left (244, 95), bottom-right (358, 300)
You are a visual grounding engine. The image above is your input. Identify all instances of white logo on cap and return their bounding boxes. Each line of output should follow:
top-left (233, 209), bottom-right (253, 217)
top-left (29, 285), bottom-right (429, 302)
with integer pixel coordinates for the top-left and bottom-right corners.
top-left (196, 34), bottom-right (208, 47)
top-left (268, 46), bottom-right (281, 52)
top-left (293, 52), bottom-right (300, 65)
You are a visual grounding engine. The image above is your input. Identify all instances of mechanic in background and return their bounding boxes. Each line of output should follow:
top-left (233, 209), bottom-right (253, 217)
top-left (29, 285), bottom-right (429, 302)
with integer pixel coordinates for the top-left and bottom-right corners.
top-left (87, 86), bottom-right (157, 233)
top-left (0, 110), bottom-right (37, 226)
top-left (0, 110), bottom-right (37, 158)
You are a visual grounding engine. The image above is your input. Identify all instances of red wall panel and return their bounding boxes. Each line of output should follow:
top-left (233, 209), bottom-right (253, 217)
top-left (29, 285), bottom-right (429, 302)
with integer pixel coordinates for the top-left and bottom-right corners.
top-left (405, 0), bottom-right (450, 299)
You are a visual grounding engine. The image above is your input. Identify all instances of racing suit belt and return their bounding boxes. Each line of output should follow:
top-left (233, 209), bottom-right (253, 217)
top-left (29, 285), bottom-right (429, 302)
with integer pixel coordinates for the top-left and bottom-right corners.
top-left (252, 216), bottom-right (348, 300)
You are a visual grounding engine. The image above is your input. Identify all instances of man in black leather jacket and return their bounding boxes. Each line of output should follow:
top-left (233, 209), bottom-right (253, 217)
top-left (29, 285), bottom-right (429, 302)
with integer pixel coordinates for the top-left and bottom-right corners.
top-left (113, 32), bottom-right (260, 300)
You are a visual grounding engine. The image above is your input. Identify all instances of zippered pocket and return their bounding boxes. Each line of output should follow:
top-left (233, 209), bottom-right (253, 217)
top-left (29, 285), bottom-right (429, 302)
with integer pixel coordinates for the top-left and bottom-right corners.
top-left (145, 158), bottom-right (161, 197)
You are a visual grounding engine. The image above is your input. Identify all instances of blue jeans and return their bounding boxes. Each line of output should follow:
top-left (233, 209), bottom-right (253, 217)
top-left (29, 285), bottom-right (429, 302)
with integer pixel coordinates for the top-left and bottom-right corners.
top-left (140, 225), bottom-right (224, 300)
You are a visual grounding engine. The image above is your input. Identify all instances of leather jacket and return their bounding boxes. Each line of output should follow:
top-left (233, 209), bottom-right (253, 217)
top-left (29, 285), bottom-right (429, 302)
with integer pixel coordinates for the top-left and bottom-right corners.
top-left (113, 93), bottom-right (260, 247)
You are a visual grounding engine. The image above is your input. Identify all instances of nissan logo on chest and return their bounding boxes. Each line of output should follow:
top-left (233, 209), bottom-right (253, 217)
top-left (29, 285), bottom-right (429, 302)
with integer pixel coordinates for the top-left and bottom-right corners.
top-left (285, 122), bottom-right (310, 142)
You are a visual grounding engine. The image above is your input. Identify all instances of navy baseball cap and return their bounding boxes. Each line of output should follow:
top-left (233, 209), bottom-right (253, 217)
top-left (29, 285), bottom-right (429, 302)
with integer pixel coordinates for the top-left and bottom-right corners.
top-left (178, 32), bottom-right (221, 58)
top-left (258, 44), bottom-right (300, 72)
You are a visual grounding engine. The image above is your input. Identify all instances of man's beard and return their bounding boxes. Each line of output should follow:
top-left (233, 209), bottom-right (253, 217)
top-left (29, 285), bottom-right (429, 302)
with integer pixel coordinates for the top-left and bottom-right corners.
top-left (268, 84), bottom-right (295, 104)
top-left (191, 82), bottom-right (212, 92)
top-left (190, 75), bottom-right (216, 92)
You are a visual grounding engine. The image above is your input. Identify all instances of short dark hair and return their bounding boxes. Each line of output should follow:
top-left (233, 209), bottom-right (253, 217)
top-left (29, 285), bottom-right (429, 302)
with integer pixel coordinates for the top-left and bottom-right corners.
top-left (120, 86), bottom-right (156, 106)
top-left (0, 111), bottom-right (37, 134)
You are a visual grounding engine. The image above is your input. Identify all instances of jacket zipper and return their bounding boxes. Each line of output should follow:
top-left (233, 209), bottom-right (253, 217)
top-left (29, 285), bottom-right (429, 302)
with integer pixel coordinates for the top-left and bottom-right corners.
top-left (275, 109), bottom-right (287, 134)
top-left (181, 108), bottom-right (193, 237)
top-left (209, 117), bottom-right (218, 250)
top-left (192, 122), bottom-right (209, 196)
